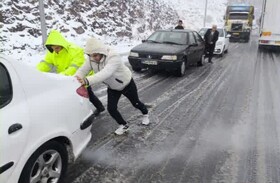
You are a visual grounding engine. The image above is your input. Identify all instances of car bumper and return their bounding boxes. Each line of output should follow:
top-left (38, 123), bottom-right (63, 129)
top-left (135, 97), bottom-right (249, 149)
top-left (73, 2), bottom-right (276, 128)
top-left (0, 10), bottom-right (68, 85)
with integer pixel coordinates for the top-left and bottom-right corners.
top-left (228, 31), bottom-right (250, 40)
top-left (128, 57), bottom-right (184, 71)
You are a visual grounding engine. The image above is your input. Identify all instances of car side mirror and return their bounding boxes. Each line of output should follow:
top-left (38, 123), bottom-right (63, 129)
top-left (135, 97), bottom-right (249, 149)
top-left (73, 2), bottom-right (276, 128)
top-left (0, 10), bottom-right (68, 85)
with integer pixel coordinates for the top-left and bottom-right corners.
top-left (142, 40), bottom-right (146, 43)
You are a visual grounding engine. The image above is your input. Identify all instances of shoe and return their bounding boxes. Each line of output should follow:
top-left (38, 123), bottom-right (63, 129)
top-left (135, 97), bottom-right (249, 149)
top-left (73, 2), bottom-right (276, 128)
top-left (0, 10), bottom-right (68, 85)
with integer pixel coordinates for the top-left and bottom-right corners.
top-left (114, 125), bottom-right (129, 135)
top-left (93, 107), bottom-right (105, 116)
top-left (142, 114), bottom-right (150, 125)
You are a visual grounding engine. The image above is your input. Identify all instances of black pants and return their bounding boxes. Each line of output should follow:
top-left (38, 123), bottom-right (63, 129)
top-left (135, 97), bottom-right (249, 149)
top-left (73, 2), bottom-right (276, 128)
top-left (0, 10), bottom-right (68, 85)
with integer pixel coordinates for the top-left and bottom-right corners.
top-left (107, 79), bottom-right (148, 125)
top-left (205, 44), bottom-right (215, 62)
top-left (87, 87), bottom-right (105, 111)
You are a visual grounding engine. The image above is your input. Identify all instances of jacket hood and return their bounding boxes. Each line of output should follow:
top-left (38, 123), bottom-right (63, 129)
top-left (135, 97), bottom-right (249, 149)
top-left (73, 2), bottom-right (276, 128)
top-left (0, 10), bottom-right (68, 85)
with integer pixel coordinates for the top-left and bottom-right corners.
top-left (45, 30), bottom-right (70, 52)
top-left (84, 37), bottom-right (109, 56)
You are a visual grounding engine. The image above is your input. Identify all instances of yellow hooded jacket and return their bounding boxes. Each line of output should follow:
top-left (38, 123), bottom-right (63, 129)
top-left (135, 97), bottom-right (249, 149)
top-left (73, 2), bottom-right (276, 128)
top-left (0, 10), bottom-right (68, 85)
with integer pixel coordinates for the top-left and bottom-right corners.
top-left (36, 30), bottom-right (85, 76)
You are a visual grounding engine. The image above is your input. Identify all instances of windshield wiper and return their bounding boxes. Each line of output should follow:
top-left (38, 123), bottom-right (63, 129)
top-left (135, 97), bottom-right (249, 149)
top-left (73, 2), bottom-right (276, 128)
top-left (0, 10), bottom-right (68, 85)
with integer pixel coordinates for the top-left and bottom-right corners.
top-left (146, 40), bottom-right (160, 43)
top-left (162, 41), bottom-right (182, 45)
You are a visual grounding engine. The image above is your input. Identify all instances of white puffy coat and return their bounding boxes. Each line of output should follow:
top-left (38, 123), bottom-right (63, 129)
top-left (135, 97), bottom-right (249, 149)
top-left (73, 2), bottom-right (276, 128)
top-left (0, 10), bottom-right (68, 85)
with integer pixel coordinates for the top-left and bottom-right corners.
top-left (75, 37), bottom-right (132, 91)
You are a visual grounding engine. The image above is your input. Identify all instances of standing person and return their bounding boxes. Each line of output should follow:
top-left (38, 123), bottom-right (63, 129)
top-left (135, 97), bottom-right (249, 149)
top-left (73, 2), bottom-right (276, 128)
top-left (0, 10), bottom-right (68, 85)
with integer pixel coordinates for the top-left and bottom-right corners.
top-left (37, 30), bottom-right (105, 116)
top-left (75, 37), bottom-right (149, 135)
top-left (204, 24), bottom-right (219, 63)
top-left (175, 20), bottom-right (184, 29)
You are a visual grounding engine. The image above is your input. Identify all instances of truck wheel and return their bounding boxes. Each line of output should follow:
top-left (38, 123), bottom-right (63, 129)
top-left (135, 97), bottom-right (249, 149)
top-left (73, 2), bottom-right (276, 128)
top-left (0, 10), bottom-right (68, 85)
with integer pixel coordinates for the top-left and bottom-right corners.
top-left (19, 141), bottom-right (68, 183)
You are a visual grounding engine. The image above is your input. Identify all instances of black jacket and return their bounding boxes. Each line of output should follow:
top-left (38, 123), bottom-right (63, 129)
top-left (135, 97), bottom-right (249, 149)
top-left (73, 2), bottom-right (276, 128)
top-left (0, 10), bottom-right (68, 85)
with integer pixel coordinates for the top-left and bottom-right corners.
top-left (204, 29), bottom-right (219, 46)
top-left (175, 25), bottom-right (184, 29)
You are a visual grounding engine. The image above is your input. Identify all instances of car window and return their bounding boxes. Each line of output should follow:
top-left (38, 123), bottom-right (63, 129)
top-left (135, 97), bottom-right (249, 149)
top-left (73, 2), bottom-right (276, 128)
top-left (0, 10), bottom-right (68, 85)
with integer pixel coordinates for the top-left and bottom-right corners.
top-left (188, 32), bottom-right (196, 45)
top-left (217, 28), bottom-right (225, 37)
top-left (198, 28), bottom-right (208, 37)
top-left (147, 31), bottom-right (188, 45)
top-left (224, 29), bottom-right (228, 36)
top-left (193, 31), bottom-right (203, 43)
top-left (0, 63), bottom-right (13, 109)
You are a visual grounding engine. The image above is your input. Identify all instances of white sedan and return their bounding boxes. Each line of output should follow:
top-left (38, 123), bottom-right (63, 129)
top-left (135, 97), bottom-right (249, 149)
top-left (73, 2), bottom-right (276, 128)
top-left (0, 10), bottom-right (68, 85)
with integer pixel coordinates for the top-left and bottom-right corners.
top-left (0, 55), bottom-right (94, 183)
top-left (199, 27), bottom-right (230, 57)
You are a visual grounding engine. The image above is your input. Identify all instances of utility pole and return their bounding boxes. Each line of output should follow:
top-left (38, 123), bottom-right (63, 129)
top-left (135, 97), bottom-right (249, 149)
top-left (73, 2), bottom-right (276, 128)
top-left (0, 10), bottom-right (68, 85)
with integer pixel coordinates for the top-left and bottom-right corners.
top-left (203, 0), bottom-right (208, 27)
top-left (39, 0), bottom-right (47, 46)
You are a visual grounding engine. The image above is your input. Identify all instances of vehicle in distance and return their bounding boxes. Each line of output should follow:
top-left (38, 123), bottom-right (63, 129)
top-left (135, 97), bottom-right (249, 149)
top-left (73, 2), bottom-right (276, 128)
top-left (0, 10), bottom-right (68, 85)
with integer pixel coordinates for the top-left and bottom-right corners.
top-left (0, 55), bottom-right (94, 183)
top-left (128, 29), bottom-right (205, 77)
top-left (224, 4), bottom-right (254, 42)
top-left (258, 0), bottom-right (280, 49)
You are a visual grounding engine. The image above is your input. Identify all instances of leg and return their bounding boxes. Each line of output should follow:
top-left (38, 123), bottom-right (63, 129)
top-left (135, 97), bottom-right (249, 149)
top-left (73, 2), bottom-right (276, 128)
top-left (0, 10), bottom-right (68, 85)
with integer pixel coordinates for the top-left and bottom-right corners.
top-left (87, 86), bottom-right (105, 115)
top-left (208, 45), bottom-right (215, 63)
top-left (107, 88), bottom-right (127, 125)
top-left (122, 79), bottom-right (148, 115)
top-left (205, 45), bottom-right (210, 60)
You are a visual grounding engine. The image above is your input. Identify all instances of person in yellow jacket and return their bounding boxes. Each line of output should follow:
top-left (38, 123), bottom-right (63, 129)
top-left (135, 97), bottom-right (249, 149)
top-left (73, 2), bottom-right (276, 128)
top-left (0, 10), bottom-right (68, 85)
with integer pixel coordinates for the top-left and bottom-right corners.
top-left (37, 30), bottom-right (105, 116)
top-left (37, 30), bottom-right (84, 75)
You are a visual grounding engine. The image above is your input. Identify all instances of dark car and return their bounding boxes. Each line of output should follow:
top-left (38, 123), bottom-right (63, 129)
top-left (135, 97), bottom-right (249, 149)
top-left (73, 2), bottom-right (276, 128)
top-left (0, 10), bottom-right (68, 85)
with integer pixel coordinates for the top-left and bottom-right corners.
top-left (128, 29), bottom-right (205, 76)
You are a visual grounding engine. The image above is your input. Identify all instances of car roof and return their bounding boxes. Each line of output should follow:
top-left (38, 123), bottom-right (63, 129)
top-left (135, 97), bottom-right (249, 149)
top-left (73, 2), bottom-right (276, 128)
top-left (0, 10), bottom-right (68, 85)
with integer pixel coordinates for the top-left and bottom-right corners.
top-left (200, 27), bottom-right (225, 30)
top-left (156, 29), bottom-right (195, 33)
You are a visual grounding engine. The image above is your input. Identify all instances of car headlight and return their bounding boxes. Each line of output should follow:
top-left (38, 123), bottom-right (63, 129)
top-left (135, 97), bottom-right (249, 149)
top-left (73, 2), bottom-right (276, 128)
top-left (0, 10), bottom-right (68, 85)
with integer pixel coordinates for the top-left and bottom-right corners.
top-left (216, 41), bottom-right (223, 46)
top-left (129, 51), bottom-right (139, 57)
top-left (161, 55), bottom-right (177, 60)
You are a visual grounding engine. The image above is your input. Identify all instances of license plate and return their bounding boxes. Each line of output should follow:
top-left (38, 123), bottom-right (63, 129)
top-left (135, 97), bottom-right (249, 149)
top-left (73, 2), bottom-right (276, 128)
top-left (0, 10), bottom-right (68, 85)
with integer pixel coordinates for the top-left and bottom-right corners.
top-left (142, 60), bottom-right (158, 65)
top-left (233, 33), bottom-right (240, 35)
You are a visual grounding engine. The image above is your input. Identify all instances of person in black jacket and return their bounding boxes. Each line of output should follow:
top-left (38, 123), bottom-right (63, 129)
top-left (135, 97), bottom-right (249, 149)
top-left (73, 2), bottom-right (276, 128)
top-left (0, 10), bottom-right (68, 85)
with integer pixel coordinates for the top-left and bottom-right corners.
top-left (175, 20), bottom-right (184, 29)
top-left (204, 25), bottom-right (219, 63)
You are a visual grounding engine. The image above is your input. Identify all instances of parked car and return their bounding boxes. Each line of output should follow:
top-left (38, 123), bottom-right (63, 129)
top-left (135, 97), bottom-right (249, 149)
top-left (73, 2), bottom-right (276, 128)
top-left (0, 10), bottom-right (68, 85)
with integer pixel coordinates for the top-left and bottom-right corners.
top-left (128, 29), bottom-right (205, 77)
top-left (0, 55), bottom-right (94, 183)
top-left (198, 27), bottom-right (230, 57)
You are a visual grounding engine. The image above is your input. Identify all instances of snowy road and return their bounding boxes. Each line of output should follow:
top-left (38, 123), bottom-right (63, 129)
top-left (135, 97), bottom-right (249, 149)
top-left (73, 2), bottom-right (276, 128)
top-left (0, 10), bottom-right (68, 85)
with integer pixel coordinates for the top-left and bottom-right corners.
top-left (64, 36), bottom-right (280, 183)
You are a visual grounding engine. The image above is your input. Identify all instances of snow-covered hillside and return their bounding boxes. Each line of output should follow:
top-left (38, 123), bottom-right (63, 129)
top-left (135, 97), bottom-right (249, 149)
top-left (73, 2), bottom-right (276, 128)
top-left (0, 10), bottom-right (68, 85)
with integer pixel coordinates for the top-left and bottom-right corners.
top-left (165, 0), bottom-right (228, 29)
top-left (0, 0), bottom-right (228, 63)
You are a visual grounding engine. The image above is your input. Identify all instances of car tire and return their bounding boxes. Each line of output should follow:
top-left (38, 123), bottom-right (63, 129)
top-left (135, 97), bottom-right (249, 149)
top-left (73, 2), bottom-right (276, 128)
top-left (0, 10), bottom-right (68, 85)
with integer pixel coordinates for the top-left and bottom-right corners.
top-left (219, 47), bottom-right (225, 57)
top-left (224, 48), bottom-right (228, 53)
top-left (197, 55), bottom-right (204, 66)
top-left (176, 61), bottom-right (186, 77)
top-left (19, 141), bottom-right (68, 183)
top-left (132, 66), bottom-right (142, 72)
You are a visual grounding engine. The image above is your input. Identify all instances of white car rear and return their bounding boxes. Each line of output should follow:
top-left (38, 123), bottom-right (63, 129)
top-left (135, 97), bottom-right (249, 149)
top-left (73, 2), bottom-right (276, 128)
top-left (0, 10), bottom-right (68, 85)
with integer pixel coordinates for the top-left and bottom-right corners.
top-left (0, 55), bottom-right (94, 183)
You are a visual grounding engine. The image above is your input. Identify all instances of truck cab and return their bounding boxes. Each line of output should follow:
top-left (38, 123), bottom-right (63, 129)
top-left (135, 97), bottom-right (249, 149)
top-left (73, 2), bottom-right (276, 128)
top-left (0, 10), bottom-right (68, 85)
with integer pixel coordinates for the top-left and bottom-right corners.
top-left (224, 4), bottom-right (254, 42)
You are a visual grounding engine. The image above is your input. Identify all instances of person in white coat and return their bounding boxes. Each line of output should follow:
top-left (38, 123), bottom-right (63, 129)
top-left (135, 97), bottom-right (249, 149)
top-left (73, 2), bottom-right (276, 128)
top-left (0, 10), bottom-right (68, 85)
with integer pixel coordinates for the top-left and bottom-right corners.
top-left (75, 37), bottom-right (149, 135)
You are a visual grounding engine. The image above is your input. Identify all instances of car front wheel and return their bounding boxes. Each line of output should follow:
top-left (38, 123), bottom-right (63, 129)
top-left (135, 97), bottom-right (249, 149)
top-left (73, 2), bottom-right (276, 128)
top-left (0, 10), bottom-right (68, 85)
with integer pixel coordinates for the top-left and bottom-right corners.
top-left (19, 141), bottom-right (68, 183)
top-left (176, 61), bottom-right (186, 77)
top-left (132, 66), bottom-right (142, 72)
top-left (219, 47), bottom-right (225, 57)
top-left (197, 55), bottom-right (204, 66)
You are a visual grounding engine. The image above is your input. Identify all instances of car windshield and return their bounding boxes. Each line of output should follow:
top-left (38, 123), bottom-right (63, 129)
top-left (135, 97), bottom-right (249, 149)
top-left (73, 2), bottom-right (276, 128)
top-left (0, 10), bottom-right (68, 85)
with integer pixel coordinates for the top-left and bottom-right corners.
top-left (229, 13), bottom-right (249, 20)
top-left (147, 31), bottom-right (188, 45)
top-left (199, 28), bottom-right (224, 37)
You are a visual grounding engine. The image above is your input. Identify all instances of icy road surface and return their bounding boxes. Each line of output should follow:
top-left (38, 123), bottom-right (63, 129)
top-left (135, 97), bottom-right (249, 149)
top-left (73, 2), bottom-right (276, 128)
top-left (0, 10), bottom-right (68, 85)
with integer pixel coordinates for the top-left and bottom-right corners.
top-left (64, 36), bottom-right (280, 183)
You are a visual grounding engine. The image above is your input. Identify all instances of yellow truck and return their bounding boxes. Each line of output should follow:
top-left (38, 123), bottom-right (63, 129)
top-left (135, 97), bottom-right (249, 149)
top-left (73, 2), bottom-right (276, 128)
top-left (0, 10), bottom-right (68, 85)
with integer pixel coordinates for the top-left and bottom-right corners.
top-left (224, 4), bottom-right (254, 42)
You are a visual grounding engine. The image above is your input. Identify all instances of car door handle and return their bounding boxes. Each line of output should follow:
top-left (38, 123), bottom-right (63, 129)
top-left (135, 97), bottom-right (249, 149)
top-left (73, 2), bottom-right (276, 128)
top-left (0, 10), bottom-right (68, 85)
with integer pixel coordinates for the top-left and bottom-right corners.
top-left (8, 123), bottom-right (23, 134)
